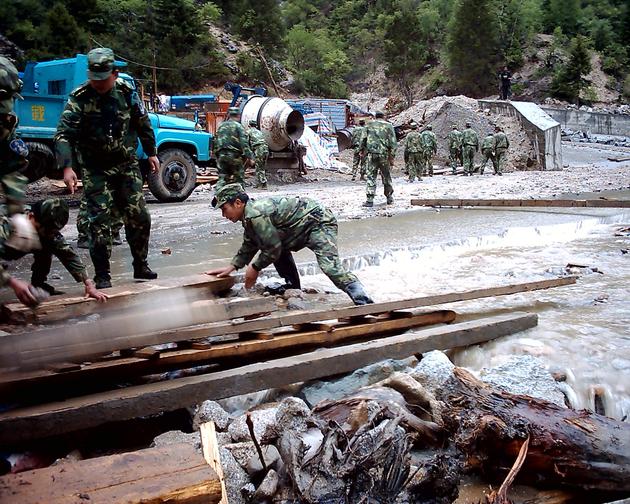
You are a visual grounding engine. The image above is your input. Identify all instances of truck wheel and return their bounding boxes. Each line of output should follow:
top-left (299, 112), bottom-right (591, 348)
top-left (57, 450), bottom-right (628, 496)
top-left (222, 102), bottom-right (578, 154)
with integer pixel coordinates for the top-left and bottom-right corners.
top-left (148, 149), bottom-right (197, 202)
top-left (23, 142), bottom-right (57, 182)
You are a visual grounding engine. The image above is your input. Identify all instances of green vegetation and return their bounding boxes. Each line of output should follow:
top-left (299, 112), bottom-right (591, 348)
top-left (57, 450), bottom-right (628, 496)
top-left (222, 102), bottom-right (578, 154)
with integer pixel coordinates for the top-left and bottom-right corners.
top-left (1, 0), bottom-right (628, 99)
top-left (551, 35), bottom-right (592, 104)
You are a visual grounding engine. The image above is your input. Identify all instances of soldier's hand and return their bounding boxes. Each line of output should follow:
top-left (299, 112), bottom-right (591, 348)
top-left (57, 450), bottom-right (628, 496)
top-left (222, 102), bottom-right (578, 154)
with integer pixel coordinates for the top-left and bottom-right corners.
top-left (244, 264), bottom-right (259, 289)
top-left (8, 278), bottom-right (38, 307)
top-left (63, 168), bottom-right (78, 194)
top-left (84, 279), bottom-right (108, 302)
top-left (148, 156), bottom-right (160, 174)
top-left (205, 265), bottom-right (236, 278)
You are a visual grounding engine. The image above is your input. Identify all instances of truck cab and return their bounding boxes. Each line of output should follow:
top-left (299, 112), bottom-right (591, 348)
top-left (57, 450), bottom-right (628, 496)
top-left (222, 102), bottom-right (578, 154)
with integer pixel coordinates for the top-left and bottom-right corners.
top-left (15, 54), bottom-right (214, 202)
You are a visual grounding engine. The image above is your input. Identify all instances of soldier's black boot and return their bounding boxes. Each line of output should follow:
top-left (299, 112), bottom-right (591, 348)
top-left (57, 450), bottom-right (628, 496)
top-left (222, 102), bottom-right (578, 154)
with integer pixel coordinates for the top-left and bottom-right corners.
top-left (133, 262), bottom-right (158, 280)
top-left (386, 195), bottom-right (394, 205)
top-left (94, 274), bottom-right (112, 289)
top-left (362, 200), bottom-right (373, 207)
top-left (344, 281), bottom-right (374, 305)
top-left (112, 229), bottom-right (123, 246)
top-left (77, 234), bottom-right (90, 249)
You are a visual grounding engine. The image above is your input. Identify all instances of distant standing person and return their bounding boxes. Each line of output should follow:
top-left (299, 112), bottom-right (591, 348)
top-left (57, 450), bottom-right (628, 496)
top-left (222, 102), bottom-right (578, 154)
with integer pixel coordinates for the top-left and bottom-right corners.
top-left (247, 120), bottom-right (269, 189)
top-left (213, 107), bottom-right (254, 190)
top-left (54, 47), bottom-right (159, 289)
top-left (461, 122), bottom-right (479, 176)
top-left (206, 183), bottom-right (374, 305)
top-left (360, 111), bottom-right (397, 207)
top-left (420, 124), bottom-right (437, 177)
top-left (447, 125), bottom-right (463, 175)
top-left (492, 125), bottom-right (509, 175)
top-left (404, 122), bottom-right (423, 182)
top-left (499, 66), bottom-right (512, 100)
top-left (351, 119), bottom-right (367, 181)
top-left (479, 131), bottom-right (495, 175)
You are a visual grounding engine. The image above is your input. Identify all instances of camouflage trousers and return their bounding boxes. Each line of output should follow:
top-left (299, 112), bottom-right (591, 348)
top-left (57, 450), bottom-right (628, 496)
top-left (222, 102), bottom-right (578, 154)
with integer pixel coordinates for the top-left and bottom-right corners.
top-left (480, 148), bottom-right (494, 174)
top-left (462, 145), bottom-right (476, 174)
top-left (254, 146), bottom-right (269, 186)
top-left (216, 152), bottom-right (245, 190)
top-left (82, 161), bottom-right (151, 279)
top-left (352, 150), bottom-right (365, 179)
top-left (492, 148), bottom-right (507, 174)
top-left (449, 148), bottom-right (461, 173)
top-left (77, 198), bottom-right (124, 243)
top-left (421, 150), bottom-right (434, 176)
top-left (365, 154), bottom-right (393, 201)
top-left (406, 152), bottom-right (423, 181)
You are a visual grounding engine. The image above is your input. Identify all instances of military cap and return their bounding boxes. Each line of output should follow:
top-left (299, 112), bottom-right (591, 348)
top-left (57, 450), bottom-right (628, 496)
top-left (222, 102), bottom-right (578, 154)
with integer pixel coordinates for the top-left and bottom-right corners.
top-left (494, 125), bottom-right (501, 131)
top-left (228, 106), bottom-right (240, 116)
top-left (33, 198), bottom-right (70, 231)
top-left (358, 119), bottom-right (365, 125)
top-left (374, 110), bottom-right (385, 118)
top-left (426, 124), bottom-right (433, 130)
top-left (465, 121), bottom-right (472, 127)
top-left (87, 48), bottom-right (116, 80)
top-left (0, 56), bottom-right (23, 115)
top-left (249, 119), bottom-right (257, 126)
top-left (410, 122), bottom-right (418, 129)
top-left (212, 183), bottom-right (247, 208)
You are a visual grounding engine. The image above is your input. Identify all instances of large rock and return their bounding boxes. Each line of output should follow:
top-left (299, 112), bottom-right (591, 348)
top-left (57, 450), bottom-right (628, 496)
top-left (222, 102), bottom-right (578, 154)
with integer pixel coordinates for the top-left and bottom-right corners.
top-left (192, 400), bottom-right (231, 431)
top-left (409, 351), bottom-right (455, 393)
top-left (479, 355), bottom-right (566, 407)
top-left (151, 430), bottom-right (202, 453)
top-left (228, 405), bottom-right (279, 443)
top-left (220, 446), bottom-right (251, 504)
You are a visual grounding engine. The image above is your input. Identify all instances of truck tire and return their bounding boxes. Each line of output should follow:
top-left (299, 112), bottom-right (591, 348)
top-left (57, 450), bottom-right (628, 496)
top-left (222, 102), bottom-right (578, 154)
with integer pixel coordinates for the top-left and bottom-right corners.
top-left (148, 149), bottom-right (197, 202)
top-left (23, 142), bottom-right (57, 182)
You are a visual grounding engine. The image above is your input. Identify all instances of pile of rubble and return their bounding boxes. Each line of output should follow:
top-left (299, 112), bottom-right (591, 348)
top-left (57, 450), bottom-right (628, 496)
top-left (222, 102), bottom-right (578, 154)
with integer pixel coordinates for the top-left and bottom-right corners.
top-left (543, 97), bottom-right (630, 116)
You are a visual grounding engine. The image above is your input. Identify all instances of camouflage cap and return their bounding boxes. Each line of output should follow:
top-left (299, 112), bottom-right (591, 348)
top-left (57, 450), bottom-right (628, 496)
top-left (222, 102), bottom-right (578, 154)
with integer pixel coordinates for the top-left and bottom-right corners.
top-left (228, 106), bottom-right (240, 116)
top-left (249, 119), bottom-right (257, 126)
top-left (211, 183), bottom-right (247, 208)
top-left (358, 119), bottom-right (365, 125)
top-left (34, 198), bottom-right (70, 231)
top-left (87, 48), bottom-right (116, 80)
top-left (0, 56), bottom-right (23, 115)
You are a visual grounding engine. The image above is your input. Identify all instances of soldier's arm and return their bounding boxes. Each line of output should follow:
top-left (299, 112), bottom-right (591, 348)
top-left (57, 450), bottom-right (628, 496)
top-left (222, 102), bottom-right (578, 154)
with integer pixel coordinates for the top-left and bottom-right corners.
top-left (2, 171), bottom-right (28, 216)
top-left (388, 125), bottom-right (398, 156)
top-left (240, 126), bottom-right (255, 160)
top-left (231, 232), bottom-right (260, 270)
top-left (46, 233), bottom-right (89, 283)
top-left (54, 95), bottom-right (82, 170)
top-left (130, 93), bottom-right (157, 157)
top-left (248, 215), bottom-right (282, 271)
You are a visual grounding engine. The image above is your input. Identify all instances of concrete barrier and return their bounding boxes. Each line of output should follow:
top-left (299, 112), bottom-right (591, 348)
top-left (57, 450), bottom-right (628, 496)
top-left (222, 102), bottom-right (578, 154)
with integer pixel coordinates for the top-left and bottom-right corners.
top-left (541, 107), bottom-right (630, 137)
top-left (479, 100), bottom-right (563, 171)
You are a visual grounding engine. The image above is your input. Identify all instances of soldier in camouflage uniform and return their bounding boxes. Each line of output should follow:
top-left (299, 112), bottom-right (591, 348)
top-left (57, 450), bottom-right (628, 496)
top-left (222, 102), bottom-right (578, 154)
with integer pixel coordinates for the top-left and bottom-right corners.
top-left (492, 125), bottom-right (509, 176)
top-left (479, 132), bottom-right (495, 175)
top-left (351, 119), bottom-right (366, 181)
top-left (461, 122), bottom-right (479, 176)
top-left (0, 199), bottom-right (107, 305)
top-left (247, 120), bottom-right (269, 189)
top-left (360, 111), bottom-right (397, 207)
top-left (54, 48), bottom-right (160, 288)
top-left (76, 196), bottom-right (124, 249)
top-left (420, 124), bottom-right (437, 177)
top-left (206, 183), bottom-right (374, 305)
top-left (0, 56), bottom-right (29, 217)
top-left (447, 125), bottom-right (463, 174)
top-left (404, 123), bottom-right (423, 182)
top-left (213, 107), bottom-right (254, 190)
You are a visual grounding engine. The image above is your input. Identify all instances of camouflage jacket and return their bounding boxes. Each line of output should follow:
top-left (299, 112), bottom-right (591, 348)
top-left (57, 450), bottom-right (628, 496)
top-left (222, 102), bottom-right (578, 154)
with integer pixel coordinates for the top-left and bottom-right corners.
top-left (404, 131), bottom-right (423, 153)
top-left (351, 126), bottom-right (365, 150)
top-left (481, 135), bottom-right (495, 151)
top-left (462, 128), bottom-right (479, 147)
top-left (361, 119), bottom-right (397, 156)
top-left (494, 132), bottom-right (509, 150)
top-left (447, 130), bottom-right (463, 150)
top-left (54, 79), bottom-right (157, 170)
top-left (231, 196), bottom-right (324, 271)
top-left (420, 130), bottom-right (437, 154)
top-left (0, 213), bottom-right (88, 288)
top-left (214, 119), bottom-right (254, 159)
top-left (248, 127), bottom-right (268, 151)
top-left (0, 121), bottom-right (28, 215)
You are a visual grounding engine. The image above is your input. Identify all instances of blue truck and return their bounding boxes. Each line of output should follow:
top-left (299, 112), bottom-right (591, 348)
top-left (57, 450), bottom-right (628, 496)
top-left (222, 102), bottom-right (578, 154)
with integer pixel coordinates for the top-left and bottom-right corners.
top-left (15, 54), bottom-right (214, 202)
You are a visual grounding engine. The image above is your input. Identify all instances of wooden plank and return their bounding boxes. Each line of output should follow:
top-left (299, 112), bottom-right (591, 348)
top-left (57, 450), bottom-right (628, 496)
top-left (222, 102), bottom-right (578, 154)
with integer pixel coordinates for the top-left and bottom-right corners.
top-left (0, 312), bottom-right (537, 443)
top-left (140, 276), bottom-right (575, 343)
top-left (0, 443), bottom-right (222, 503)
top-left (0, 296), bottom-right (278, 369)
top-left (0, 311), bottom-right (455, 399)
top-left (200, 422), bottom-right (228, 504)
top-left (410, 198), bottom-right (630, 208)
top-left (2, 274), bottom-right (235, 324)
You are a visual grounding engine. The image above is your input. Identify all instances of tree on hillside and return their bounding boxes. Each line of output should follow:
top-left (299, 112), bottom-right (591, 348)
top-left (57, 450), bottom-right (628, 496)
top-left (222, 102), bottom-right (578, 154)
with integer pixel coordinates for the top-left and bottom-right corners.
top-left (544, 0), bottom-right (580, 36)
top-left (382, 0), bottom-right (429, 107)
top-left (550, 35), bottom-right (592, 105)
top-left (445, 0), bottom-right (501, 96)
top-left (495, 0), bottom-right (542, 67)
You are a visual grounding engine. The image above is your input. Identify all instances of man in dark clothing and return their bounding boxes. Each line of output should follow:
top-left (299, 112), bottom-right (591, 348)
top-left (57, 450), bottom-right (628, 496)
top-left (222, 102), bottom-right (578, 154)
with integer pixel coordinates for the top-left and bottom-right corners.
top-left (499, 67), bottom-right (512, 100)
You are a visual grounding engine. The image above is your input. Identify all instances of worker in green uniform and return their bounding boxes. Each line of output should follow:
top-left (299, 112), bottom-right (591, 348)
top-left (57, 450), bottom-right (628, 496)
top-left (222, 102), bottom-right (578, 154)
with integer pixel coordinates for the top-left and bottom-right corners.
top-left (351, 119), bottom-right (366, 181)
top-left (247, 119), bottom-right (269, 189)
top-left (420, 124), bottom-right (437, 177)
top-left (479, 132), bottom-right (495, 175)
top-left (0, 198), bottom-right (107, 306)
top-left (54, 48), bottom-right (159, 289)
top-left (213, 107), bottom-right (254, 190)
top-left (492, 125), bottom-right (509, 175)
top-left (447, 125), bottom-right (463, 175)
top-left (461, 122), bottom-right (479, 176)
top-left (360, 111), bottom-right (397, 207)
top-left (206, 183), bottom-right (374, 305)
top-left (404, 123), bottom-right (423, 182)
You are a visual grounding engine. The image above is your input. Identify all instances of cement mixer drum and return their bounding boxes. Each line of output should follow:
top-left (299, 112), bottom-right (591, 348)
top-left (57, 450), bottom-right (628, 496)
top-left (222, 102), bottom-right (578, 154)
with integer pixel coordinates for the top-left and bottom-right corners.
top-left (240, 95), bottom-right (305, 151)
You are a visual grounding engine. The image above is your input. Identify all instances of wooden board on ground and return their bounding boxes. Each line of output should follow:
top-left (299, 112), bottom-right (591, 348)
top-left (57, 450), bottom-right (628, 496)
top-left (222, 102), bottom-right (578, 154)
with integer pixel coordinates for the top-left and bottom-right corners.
top-left (2, 274), bottom-right (235, 324)
top-left (0, 312), bottom-right (537, 444)
top-left (0, 310), bottom-right (456, 399)
top-left (200, 422), bottom-right (228, 504)
top-left (0, 443), bottom-right (222, 503)
top-left (410, 198), bottom-right (630, 208)
top-left (0, 296), bottom-right (278, 369)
